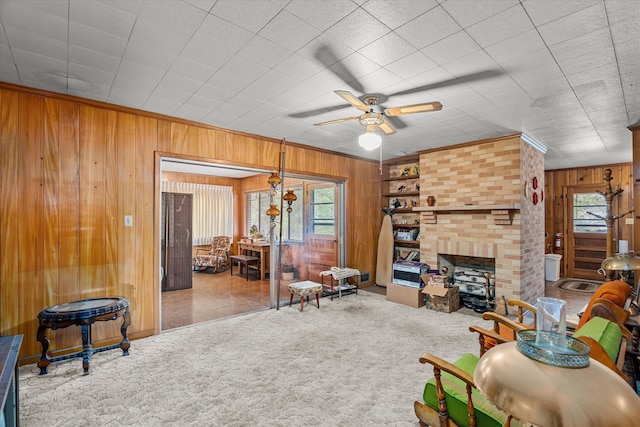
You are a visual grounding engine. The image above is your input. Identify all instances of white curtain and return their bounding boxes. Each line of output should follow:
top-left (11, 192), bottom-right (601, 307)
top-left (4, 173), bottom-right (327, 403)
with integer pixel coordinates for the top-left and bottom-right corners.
top-left (162, 182), bottom-right (234, 246)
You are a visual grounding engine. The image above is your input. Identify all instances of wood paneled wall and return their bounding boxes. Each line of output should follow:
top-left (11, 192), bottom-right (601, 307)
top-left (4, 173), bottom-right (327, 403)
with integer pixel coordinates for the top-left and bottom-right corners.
top-left (544, 163), bottom-right (634, 273)
top-left (632, 126), bottom-right (640, 254)
top-left (0, 83), bottom-right (381, 361)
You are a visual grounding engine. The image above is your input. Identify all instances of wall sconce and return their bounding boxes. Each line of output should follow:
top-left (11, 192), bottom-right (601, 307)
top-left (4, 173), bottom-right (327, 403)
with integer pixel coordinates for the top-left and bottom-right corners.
top-left (283, 189), bottom-right (297, 214)
top-left (358, 124), bottom-right (381, 150)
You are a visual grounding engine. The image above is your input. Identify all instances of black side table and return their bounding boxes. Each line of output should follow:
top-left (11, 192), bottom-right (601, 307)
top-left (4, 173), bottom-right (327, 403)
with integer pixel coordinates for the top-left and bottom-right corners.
top-left (37, 297), bottom-right (130, 375)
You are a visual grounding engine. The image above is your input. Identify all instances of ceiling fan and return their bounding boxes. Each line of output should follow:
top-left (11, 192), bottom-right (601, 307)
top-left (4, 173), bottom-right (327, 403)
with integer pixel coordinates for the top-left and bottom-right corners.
top-left (291, 44), bottom-right (502, 149)
top-left (313, 90), bottom-right (443, 148)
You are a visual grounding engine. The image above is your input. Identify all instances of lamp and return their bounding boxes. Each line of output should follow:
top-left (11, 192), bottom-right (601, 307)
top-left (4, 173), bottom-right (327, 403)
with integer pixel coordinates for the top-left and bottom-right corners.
top-left (267, 171), bottom-right (281, 189)
top-left (266, 204), bottom-right (280, 218)
top-left (359, 124), bottom-right (381, 150)
top-left (283, 189), bottom-right (297, 214)
top-left (474, 341), bottom-right (640, 426)
top-left (266, 172), bottom-right (282, 231)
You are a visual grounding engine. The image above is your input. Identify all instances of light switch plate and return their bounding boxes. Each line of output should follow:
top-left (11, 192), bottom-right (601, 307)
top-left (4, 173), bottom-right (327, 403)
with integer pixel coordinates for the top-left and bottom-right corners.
top-left (626, 217), bottom-right (634, 225)
top-left (124, 215), bottom-right (133, 227)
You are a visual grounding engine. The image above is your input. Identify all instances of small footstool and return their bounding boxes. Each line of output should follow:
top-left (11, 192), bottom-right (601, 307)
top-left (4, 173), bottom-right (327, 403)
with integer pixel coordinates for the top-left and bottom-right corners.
top-left (288, 281), bottom-right (323, 312)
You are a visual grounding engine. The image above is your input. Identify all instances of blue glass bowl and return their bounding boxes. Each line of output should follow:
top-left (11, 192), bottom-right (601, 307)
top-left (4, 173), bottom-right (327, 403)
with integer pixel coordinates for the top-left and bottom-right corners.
top-left (516, 330), bottom-right (590, 368)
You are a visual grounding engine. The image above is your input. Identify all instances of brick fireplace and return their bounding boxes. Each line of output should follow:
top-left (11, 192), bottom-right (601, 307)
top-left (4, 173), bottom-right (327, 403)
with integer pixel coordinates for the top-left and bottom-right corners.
top-left (416, 134), bottom-right (545, 303)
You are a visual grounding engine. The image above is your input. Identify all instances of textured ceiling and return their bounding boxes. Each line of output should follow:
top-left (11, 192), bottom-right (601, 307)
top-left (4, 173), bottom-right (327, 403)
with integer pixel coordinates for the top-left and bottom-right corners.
top-left (1, 0), bottom-right (639, 170)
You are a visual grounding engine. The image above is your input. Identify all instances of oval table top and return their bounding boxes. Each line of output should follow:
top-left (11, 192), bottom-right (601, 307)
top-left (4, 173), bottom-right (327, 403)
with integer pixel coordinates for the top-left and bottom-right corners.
top-left (38, 297), bottom-right (129, 322)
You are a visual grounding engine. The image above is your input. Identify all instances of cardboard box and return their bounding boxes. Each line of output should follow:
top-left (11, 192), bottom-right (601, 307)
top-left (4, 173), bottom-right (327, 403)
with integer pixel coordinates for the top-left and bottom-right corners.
top-left (421, 275), bottom-right (460, 313)
top-left (427, 274), bottom-right (449, 288)
top-left (386, 283), bottom-right (425, 308)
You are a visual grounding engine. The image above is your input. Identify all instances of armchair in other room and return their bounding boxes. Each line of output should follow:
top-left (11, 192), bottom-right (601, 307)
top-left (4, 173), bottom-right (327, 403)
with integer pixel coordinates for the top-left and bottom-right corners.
top-left (192, 236), bottom-right (232, 273)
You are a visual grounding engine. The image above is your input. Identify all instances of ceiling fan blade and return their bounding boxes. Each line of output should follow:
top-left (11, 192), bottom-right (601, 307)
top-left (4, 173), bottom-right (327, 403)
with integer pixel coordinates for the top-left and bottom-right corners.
top-left (378, 120), bottom-right (396, 135)
top-left (335, 90), bottom-right (369, 112)
top-left (389, 70), bottom-right (503, 97)
top-left (378, 104), bottom-right (407, 129)
top-left (289, 103), bottom-right (351, 118)
top-left (313, 116), bottom-right (360, 126)
top-left (314, 44), bottom-right (365, 93)
top-left (384, 102), bottom-right (443, 116)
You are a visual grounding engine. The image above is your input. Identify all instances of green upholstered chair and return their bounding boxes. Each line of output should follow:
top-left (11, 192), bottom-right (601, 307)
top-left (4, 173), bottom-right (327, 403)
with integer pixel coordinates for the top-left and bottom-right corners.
top-left (473, 280), bottom-right (631, 357)
top-left (415, 352), bottom-right (523, 427)
top-left (417, 303), bottom-right (633, 427)
top-left (574, 316), bottom-right (623, 362)
top-left (469, 298), bottom-right (632, 382)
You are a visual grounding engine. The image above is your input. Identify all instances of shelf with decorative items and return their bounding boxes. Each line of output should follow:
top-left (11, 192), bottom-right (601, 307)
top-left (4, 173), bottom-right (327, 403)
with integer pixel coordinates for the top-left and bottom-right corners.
top-left (381, 154), bottom-right (422, 262)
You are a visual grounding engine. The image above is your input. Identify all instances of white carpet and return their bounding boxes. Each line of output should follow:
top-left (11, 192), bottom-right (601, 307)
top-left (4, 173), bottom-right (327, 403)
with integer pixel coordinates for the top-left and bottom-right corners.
top-left (19, 292), bottom-right (482, 426)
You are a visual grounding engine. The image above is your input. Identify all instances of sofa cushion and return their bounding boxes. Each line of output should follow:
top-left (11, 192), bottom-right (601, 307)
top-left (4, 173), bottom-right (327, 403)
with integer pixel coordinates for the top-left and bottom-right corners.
top-left (423, 353), bottom-right (517, 427)
top-left (573, 316), bottom-right (622, 362)
top-left (577, 280), bottom-right (631, 329)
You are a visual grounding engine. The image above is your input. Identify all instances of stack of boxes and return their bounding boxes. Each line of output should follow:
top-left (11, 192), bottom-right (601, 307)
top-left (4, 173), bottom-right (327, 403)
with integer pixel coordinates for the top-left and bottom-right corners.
top-left (420, 274), bottom-right (460, 313)
top-left (386, 261), bottom-right (429, 308)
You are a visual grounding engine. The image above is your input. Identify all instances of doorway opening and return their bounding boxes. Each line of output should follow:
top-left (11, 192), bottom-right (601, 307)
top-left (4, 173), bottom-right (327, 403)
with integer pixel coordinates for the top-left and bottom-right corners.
top-left (565, 185), bottom-right (608, 280)
top-left (158, 157), bottom-right (345, 331)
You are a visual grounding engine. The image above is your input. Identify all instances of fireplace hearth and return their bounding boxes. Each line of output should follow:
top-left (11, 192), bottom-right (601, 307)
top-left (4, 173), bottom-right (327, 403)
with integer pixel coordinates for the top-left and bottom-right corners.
top-left (438, 254), bottom-right (496, 312)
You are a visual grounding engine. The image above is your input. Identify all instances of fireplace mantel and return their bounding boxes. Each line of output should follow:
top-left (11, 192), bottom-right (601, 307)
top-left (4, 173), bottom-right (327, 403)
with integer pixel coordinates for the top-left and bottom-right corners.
top-left (415, 203), bottom-right (521, 225)
top-left (414, 203), bottom-right (521, 212)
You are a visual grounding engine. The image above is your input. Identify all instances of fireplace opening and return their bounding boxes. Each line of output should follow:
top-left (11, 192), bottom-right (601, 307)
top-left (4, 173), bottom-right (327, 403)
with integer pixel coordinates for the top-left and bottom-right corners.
top-left (438, 254), bottom-right (496, 312)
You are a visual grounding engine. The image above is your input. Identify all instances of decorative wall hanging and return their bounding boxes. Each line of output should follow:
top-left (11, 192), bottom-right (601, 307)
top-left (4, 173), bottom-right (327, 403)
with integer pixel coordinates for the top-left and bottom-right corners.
top-left (532, 176), bottom-right (538, 190)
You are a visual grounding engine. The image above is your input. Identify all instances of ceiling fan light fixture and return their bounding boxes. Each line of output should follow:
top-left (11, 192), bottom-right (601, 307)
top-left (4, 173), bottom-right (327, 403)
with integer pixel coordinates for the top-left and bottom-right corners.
top-left (359, 126), bottom-right (381, 150)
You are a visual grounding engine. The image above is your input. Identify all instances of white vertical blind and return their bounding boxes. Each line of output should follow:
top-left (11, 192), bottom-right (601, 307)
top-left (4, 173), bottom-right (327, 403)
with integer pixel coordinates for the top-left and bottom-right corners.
top-left (161, 182), bottom-right (233, 246)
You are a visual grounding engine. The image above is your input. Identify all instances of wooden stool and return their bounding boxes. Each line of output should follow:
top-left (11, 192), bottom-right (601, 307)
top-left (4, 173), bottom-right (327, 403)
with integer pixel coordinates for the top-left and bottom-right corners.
top-left (288, 281), bottom-right (323, 311)
top-left (229, 255), bottom-right (260, 281)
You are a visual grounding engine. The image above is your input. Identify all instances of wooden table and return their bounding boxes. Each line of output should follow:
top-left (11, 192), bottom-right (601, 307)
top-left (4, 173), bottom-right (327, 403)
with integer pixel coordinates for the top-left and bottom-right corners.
top-left (229, 255), bottom-right (260, 281)
top-left (37, 297), bottom-right (130, 375)
top-left (237, 242), bottom-right (270, 280)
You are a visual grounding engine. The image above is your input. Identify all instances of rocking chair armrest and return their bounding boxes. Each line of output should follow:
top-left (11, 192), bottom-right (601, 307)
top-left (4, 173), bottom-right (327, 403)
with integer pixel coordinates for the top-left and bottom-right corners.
top-left (469, 325), bottom-right (513, 345)
top-left (418, 352), bottom-right (475, 387)
top-left (507, 299), bottom-right (537, 324)
top-left (481, 312), bottom-right (528, 334)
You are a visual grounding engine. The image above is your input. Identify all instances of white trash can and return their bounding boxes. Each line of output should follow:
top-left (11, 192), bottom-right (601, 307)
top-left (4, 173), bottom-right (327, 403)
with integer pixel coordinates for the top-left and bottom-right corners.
top-left (544, 254), bottom-right (562, 281)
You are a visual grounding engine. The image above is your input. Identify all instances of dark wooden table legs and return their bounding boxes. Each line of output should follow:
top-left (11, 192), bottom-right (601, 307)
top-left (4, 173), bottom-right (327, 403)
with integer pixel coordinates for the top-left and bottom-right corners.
top-left (37, 297), bottom-right (131, 375)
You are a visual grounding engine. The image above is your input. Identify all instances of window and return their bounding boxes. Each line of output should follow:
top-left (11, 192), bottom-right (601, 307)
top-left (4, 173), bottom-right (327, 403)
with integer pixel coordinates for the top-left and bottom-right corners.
top-left (573, 192), bottom-right (607, 233)
top-left (247, 187), bottom-right (303, 241)
top-left (310, 187), bottom-right (335, 235)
